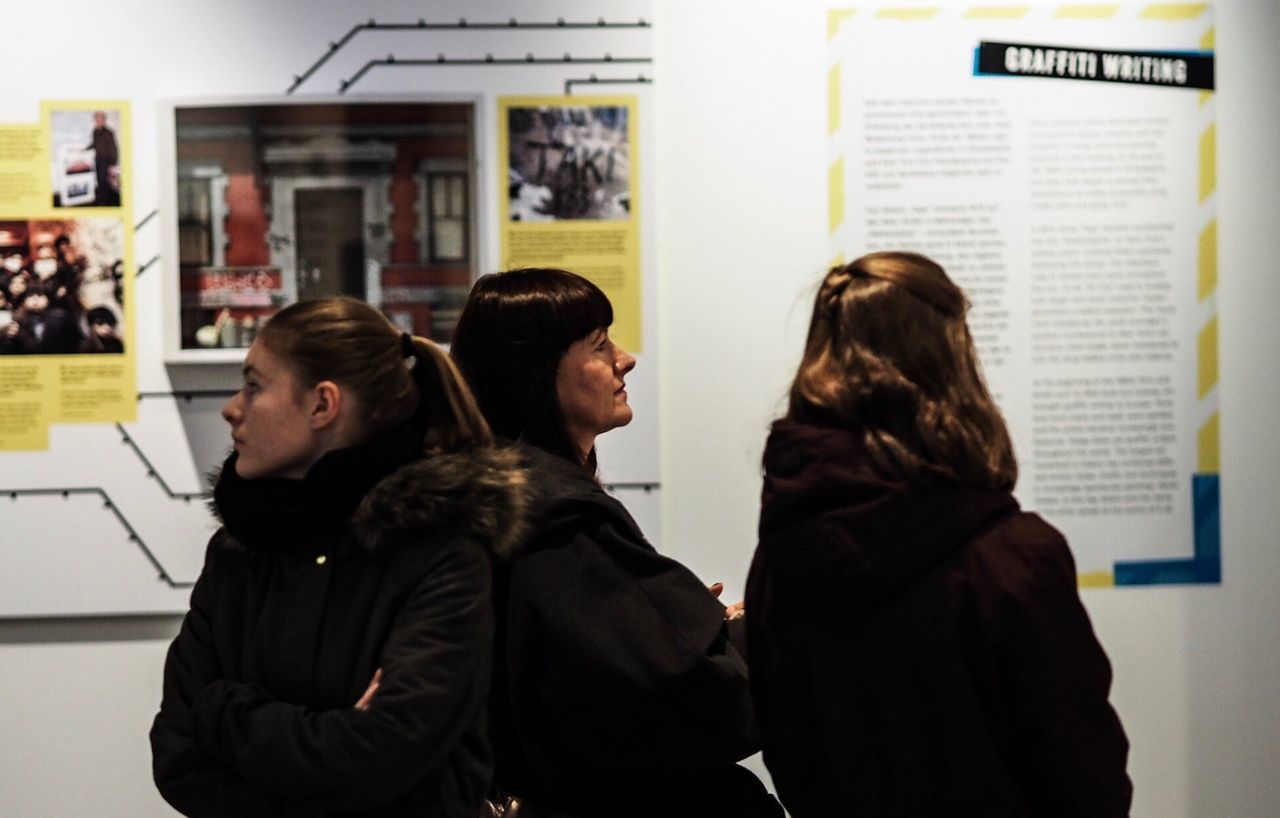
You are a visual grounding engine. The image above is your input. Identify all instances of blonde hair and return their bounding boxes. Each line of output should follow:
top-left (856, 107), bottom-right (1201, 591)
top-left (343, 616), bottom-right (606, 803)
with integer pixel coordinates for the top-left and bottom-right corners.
top-left (258, 297), bottom-right (492, 453)
top-left (788, 252), bottom-right (1016, 489)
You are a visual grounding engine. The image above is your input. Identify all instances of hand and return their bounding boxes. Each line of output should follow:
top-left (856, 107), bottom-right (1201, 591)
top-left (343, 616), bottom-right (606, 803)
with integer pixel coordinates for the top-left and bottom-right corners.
top-left (724, 601), bottom-right (745, 621)
top-left (707, 582), bottom-right (724, 598)
top-left (354, 668), bottom-right (382, 711)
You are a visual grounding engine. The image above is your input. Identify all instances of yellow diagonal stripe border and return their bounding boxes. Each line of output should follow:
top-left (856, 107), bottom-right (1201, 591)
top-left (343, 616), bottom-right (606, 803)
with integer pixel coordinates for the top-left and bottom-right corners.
top-left (1079, 571), bottom-right (1116, 588)
top-left (1198, 220), bottom-right (1217, 301)
top-left (1141, 3), bottom-right (1209, 19)
top-left (1199, 123), bottom-right (1216, 202)
top-left (1198, 412), bottom-right (1220, 473)
top-left (1198, 316), bottom-right (1218, 399)
top-left (1055, 4), bottom-right (1120, 17)
top-left (828, 9), bottom-right (857, 39)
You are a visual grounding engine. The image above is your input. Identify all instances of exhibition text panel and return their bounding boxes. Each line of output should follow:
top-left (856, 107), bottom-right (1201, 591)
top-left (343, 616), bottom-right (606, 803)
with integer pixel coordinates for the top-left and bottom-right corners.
top-left (828, 5), bottom-right (1218, 584)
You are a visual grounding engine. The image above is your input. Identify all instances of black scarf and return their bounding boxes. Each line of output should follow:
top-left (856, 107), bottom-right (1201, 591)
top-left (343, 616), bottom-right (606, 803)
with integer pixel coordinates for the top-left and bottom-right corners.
top-left (212, 420), bottom-right (425, 552)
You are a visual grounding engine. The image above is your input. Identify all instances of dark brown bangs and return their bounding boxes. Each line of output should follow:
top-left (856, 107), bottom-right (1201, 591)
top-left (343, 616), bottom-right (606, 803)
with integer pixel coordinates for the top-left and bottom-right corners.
top-left (451, 268), bottom-right (614, 468)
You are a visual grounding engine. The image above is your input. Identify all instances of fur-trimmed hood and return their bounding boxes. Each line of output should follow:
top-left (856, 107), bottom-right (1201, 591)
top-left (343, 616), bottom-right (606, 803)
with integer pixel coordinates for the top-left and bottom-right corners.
top-left (353, 446), bottom-right (529, 559)
top-left (211, 444), bottom-right (529, 561)
top-left (494, 441), bottom-right (656, 565)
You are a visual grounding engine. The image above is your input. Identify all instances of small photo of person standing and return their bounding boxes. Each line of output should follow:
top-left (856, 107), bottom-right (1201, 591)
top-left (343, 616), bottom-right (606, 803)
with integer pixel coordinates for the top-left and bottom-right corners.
top-left (49, 107), bottom-right (123, 208)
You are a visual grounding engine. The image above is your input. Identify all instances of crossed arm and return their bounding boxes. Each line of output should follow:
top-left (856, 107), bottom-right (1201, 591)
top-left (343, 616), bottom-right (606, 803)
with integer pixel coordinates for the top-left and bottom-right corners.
top-left (150, 537), bottom-right (493, 817)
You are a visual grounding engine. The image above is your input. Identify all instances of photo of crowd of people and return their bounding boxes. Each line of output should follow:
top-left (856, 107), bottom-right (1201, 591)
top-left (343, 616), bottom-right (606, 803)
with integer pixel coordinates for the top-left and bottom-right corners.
top-left (0, 219), bottom-right (125, 355)
top-left (50, 108), bottom-right (122, 208)
top-left (507, 105), bottom-right (631, 221)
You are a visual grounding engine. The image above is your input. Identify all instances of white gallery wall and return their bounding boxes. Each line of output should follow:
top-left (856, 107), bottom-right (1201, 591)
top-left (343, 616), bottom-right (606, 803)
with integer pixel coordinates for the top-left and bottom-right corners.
top-left (0, 1), bottom-right (1276, 817)
top-left (0, 0), bottom-right (660, 814)
top-left (657, 3), bottom-right (1280, 818)
top-left (0, 0), bottom-right (659, 619)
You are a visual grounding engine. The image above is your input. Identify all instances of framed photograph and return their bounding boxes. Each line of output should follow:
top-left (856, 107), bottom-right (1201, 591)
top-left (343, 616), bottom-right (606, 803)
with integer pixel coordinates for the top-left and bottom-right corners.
top-left (49, 107), bottom-right (123, 209)
top-left (0, 217), bottom-right (126, 356)
top-left (158, 95), bottom-right (484, 363)
top-left (497, 96), bottom-right (643, 353)
top-left (506, 104), bottom-right (631, 222)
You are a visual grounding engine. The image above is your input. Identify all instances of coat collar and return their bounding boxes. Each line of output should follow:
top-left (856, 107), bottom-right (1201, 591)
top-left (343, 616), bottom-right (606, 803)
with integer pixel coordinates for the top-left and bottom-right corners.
top-left (212, 440), bottom-right (528, 559)
top-left (352, 445), bottom-right (529, 558)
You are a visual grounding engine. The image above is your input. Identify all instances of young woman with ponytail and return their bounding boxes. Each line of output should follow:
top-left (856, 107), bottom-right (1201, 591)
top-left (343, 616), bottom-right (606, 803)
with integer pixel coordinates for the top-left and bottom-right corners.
top-left (150, 297), bottom-right (527, 818)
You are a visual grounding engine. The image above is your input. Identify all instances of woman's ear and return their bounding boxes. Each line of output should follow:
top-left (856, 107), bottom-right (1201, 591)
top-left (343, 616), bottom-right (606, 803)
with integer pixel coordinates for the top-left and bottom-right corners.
top-left (308, 380), bottom-right (343, 431)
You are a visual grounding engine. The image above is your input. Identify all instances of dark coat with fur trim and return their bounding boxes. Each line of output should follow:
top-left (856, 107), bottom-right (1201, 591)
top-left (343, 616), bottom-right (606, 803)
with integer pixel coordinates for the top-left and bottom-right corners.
top-left (746, 421), bottom-right (1131, 818)
top-left (490, 443), bottom-right (781, 818)
top-left (150, 446), bottom-right (527, 818)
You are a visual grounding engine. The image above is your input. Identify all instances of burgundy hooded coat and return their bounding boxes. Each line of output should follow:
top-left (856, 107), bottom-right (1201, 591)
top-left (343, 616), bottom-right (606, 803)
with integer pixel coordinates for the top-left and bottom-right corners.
top-left (745, 421), bottom-right (1131, 818)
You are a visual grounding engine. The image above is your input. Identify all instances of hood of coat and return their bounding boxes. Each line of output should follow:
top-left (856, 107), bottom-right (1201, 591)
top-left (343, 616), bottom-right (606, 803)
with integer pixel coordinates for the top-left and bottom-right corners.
top-left (211, 442), bottom-right (529, 560)
top-left (352, 445), bottom-right (529, 559)
top-left (758, 420), bottom-right (1018, 611)
top-left (500, 441), bottom-right (645, 560)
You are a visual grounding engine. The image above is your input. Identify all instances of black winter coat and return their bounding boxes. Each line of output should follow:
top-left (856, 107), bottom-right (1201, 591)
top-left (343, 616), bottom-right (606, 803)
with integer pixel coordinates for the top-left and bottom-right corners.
top-left (746, 421), bottom-right (1132, 818)
top-left (150, 440), bottom-right (528, 818)
top-left (490, 443), bottom-right (780, 818)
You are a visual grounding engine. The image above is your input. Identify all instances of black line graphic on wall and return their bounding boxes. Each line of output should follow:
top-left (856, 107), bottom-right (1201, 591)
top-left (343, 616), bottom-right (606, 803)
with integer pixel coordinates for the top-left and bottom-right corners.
top-left (564, 75), bottom-right (652, 95)
top-left (3, 11), bottom-right (664, 591)
top-left (2, 382), bottom-right (653, 591)
top-left (138, 390), bottom-right (237, 402)
top-left (134, 207), bottom-right (158, 277)
top-left (288, 17), bottom-right (653, 94)
top-left (115, 423), bottom-right (207, 502)
top-left (338, 54), bottom-right (654, 94)
top-left (0, 488), bottom-right (194, 589)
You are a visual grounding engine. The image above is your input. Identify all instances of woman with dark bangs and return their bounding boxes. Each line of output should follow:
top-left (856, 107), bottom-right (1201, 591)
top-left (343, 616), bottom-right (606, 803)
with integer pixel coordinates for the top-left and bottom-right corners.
top-left (451, 268), bottom-right (781, 818)
top-left (745, 252), bottom-right (1132, 818)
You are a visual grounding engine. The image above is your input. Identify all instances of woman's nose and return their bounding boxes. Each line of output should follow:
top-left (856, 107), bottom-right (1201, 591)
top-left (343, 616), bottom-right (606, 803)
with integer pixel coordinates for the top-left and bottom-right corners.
top-left (616, 348), bottom-right (637, 375)
top-left (221, 394), bottom-right (241, 425)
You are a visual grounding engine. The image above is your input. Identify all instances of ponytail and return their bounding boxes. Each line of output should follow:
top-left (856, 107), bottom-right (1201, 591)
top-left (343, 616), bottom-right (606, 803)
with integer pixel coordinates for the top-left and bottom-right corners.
top-left (258, 297), bottom-right (493, 457)
top-left (402, 334), bottom-right (493, 454)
